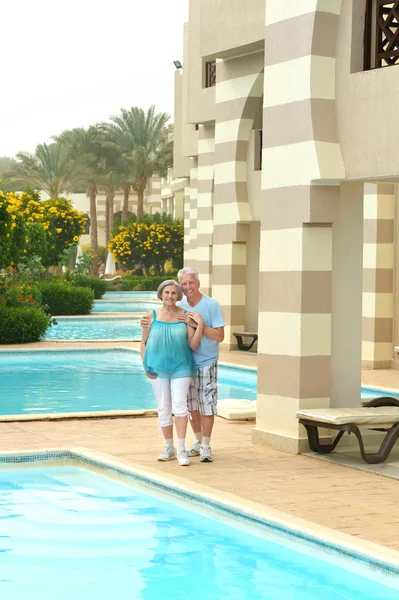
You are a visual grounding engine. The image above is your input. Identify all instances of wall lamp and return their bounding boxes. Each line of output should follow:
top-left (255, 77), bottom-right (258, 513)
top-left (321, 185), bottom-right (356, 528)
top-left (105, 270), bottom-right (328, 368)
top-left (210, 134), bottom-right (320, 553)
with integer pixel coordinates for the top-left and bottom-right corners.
top-left (173, 60), bottom-right (183, 69)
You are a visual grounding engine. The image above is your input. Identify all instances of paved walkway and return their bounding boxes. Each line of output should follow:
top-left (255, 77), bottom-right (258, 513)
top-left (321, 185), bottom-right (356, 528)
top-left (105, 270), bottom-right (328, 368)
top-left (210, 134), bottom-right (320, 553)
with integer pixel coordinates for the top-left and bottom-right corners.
top-left (1, 415), bottom-right (399, 552)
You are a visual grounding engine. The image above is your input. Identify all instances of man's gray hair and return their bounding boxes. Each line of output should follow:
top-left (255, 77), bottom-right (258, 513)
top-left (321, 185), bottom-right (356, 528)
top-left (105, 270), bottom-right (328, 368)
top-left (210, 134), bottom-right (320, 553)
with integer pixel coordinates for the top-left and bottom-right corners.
top-left (156, 279), bottom-right (183, 300)
top-left (177, 267), bottom-right (199, 282)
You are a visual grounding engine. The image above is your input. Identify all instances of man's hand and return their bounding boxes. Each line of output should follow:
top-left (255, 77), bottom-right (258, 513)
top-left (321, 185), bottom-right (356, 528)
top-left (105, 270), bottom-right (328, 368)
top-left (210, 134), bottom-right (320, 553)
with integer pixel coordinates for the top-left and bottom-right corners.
top-left (140, 314), bottom-right (150, 328)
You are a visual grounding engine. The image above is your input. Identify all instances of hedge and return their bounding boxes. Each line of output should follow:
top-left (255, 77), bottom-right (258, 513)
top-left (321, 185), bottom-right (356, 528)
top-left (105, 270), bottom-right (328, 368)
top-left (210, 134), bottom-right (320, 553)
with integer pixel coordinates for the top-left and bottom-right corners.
top-left (0, 306), bottom-right (52, 344)
top-left (108, 276), bottom-right (177, 292)
top-left (72, 276), bottom-right (108, 299)
top-left (39, 283), bottom-right (94, 315)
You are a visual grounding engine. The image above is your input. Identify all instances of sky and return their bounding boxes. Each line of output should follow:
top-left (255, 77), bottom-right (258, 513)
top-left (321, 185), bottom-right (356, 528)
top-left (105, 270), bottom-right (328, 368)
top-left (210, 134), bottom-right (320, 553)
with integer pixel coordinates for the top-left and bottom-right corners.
top-left (1, 0), bottom-right (188, 158)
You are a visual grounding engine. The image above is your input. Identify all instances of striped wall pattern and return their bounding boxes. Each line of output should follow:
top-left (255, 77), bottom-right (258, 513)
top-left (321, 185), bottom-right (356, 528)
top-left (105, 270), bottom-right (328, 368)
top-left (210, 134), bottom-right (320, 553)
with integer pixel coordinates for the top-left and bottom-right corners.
top-left (362, 183), bottom-right (396, 369)
top-left (183, 186), bottom-right (192, 264)
top-left (96, 196), bottom-right (106, 223)
top-left (254, 0), bottom-right (344, 452)
top-left (195, 124), bottom-right (215, 295)
top-left (212, 52), bottom-right (264, 346)
top-left (189, 163), bottom-right (198, 261)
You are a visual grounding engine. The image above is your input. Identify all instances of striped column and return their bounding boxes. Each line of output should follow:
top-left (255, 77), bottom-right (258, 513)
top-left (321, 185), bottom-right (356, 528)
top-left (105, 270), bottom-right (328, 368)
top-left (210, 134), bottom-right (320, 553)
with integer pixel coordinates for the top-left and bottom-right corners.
top-left (183, 185), bottom-right (191, 264)
top-left (212, 52), bottom-right (264, 348)
top-left (188, 162), bottom-right (198, 267)
top-left (253, 0), bottom-right (344, 453)
top-left (196, 125), bottom-right (215, 295)
top-left (362, 184), bottom-right (396, 369)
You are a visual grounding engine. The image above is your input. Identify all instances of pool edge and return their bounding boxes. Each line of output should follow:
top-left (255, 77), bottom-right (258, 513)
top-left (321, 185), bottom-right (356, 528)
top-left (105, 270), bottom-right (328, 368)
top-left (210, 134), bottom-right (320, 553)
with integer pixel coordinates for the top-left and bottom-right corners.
top-left (1, 446), bottom-right (399, 577)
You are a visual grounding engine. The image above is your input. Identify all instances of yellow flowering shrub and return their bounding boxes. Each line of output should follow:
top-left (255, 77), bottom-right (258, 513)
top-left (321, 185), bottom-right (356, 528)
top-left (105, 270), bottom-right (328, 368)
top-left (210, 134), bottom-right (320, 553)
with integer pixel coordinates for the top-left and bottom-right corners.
top-left (0, 190), bottom-right (86, 269)
top-left (108, 219), bottom-right (183, 274)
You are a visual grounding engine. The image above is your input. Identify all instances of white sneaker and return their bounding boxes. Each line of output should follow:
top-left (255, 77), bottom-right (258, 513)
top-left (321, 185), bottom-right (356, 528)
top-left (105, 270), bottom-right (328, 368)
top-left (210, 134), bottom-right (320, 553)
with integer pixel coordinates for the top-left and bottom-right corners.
top-left (187, 440), bottom-right (201, 457)
top-left (177, 450), bottom-right (190, 466)
top-left (200, 446), bottom-right (212, 463)
top-left (157, 446), bottom-right (176, 461)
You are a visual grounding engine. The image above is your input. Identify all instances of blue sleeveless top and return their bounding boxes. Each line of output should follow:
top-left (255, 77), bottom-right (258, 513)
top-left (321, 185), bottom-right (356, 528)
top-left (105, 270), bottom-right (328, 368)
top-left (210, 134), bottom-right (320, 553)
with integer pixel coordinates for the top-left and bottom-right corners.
top-left (143, 310), bottom-right (196, 379)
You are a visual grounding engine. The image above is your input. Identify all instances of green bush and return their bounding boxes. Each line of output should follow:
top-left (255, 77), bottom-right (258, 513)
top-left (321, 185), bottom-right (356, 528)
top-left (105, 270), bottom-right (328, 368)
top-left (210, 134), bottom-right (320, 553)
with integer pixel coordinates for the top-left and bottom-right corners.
top-left (72, 276), bottom-right (108, 299)
top-left (39, 282), bottom-right (94, 315)
top-left (0, 305), bottom-right (52, 344)
top-left (107, 276), bottom-right (172, 291)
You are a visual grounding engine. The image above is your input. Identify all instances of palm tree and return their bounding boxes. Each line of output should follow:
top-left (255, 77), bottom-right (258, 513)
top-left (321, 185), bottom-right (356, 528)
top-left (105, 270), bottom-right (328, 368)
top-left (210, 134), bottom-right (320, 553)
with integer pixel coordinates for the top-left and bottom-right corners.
top-left (104, 106), bottom-right (172, 218)
top-left (3, 143), bottom-right (75, 199)
top-left (55, 126), bottom-right (104, 275)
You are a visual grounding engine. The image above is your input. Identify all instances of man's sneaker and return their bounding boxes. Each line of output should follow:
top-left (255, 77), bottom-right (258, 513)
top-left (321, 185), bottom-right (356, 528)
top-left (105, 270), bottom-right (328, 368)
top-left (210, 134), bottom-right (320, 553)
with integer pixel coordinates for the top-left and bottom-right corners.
top-left (187, 440), bottom-right (201, 457)
top-left (157, 446), bottom-right (176, 461)
top-left (200, 446), bottom-right (212, 463)
top-left (177, 450), bottom-right (190, 466)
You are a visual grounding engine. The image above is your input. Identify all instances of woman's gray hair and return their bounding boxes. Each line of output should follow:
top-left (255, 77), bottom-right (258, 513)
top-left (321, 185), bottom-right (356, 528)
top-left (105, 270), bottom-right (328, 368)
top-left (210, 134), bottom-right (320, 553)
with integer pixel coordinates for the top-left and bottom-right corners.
top-left (157, 279), bottom-right (183, 300)
top-left (177, 267), bottom-right (199, 281)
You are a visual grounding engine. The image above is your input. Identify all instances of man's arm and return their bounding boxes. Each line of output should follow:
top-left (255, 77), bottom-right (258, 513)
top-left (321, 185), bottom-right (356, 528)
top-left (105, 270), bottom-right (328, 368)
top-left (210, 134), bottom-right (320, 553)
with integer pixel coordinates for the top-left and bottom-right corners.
top-left (203, 325), bottom-right (224, 343)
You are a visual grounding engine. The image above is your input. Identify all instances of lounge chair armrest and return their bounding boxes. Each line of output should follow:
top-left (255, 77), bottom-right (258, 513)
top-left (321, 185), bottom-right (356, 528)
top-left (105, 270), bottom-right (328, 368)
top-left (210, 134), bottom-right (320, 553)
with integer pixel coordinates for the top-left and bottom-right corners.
top-left (362, 396), bottom-right (399, 408)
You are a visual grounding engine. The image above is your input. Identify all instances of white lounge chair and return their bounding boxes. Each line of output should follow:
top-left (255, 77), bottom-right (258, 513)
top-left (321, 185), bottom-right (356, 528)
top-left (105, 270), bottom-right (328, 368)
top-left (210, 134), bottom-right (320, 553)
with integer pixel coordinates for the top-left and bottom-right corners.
top-left (297, 397), bottom-right (399, 464)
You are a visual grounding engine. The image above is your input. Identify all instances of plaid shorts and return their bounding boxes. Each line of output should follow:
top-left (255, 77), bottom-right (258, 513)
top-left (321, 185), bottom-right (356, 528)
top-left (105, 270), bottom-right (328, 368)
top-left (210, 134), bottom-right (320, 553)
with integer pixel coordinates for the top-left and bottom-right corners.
top-left (187, 362), bottom-right (218, 416)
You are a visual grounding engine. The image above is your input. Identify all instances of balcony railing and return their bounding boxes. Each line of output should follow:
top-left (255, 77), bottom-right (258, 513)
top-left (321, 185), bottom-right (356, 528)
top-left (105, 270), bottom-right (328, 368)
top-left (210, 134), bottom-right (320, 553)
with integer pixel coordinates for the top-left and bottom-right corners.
top-left (365, 1), bottom-right (399, 69)
top-left (205, 60), bottom-right (216, 88)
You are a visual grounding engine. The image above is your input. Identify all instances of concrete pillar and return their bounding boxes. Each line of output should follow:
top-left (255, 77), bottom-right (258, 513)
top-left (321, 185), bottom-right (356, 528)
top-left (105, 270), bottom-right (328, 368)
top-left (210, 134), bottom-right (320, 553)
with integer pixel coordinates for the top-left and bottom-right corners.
top-left (174, 191), bottom-right (184, 220)
top-left (253, 0), bottom-right (344, 453)
top-left (196, 125), bottom-right (215, 295)
top-left (212, 53), bottom-right (264, 348)
top-left (331, 182), bottom-right (364, 408)
top-left (362, 184), bottom-right (395, 369)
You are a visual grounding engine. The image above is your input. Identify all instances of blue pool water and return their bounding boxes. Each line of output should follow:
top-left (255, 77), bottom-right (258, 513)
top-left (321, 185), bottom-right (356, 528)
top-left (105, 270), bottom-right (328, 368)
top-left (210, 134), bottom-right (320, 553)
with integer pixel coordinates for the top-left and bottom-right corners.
top-left (0, 465), bottom-right (397, 600)
top-left (92, 301), bottom-right (160, 313)
top-left (0, 350), bottom-right (256, 415)
top-left (103, 291), bottom-right (158, 298)
top-left (0, 348), bottom-right (395, 415)
top-left (360, 387), bottom-right (399, 400)
top-left (45, 318), bottom-right (142, 341)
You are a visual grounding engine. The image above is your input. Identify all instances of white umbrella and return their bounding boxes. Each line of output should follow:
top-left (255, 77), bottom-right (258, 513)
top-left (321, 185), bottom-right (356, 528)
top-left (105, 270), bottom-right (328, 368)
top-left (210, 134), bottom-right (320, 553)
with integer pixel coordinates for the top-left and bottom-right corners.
top-left (74, 245), bottom-right (83, 269)
top-left (105, 251), bottom-right (116, 275)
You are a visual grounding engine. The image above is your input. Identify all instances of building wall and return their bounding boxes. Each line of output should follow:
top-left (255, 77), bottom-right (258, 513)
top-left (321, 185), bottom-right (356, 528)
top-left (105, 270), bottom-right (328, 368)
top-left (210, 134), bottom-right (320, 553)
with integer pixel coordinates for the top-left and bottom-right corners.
top-left (336, 0), bottom-right (399, 178)
top-left (200, 0), bottom-right (265, 58)
top-left (174, 0), bottom-right (399, 451)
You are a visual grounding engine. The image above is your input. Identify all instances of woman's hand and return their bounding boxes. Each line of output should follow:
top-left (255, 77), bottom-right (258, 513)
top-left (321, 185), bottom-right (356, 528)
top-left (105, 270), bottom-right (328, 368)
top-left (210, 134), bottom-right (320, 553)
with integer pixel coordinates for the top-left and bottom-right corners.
top-left (144, 370), bottom-right (157, 380)
top-left (187, 311), bottom-right (204, 327)
top-left (178, 311), bottom-right (203, 329)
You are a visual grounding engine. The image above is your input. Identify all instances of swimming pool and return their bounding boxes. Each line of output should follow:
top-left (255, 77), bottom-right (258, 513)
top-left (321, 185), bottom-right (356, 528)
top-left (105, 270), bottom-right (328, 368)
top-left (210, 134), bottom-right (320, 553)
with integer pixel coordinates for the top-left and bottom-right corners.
top-left (1, 457), bottom-right (398, 599)
top-left (92, 301), bottom-right (161, 313)
top-left (45, 318), bottom-right (142, 341)
top-left (103, 291), bottom-right (157, 298)
top-left (0, 350), bottom-right (256, 416)
top-left (361, 387), bottom-right (399, 400)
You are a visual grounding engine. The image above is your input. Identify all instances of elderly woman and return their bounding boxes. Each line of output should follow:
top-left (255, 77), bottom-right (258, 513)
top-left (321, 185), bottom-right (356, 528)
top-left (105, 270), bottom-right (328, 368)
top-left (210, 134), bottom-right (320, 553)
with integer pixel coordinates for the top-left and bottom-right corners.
top-left (140, 279), bottom-right (204, 466)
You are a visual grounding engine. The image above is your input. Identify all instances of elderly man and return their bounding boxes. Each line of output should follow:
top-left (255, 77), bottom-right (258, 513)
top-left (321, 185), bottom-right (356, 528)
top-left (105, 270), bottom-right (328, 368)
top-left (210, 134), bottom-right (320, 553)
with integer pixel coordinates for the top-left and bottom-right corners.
top-left (141, 267), bottom-right (224, 462)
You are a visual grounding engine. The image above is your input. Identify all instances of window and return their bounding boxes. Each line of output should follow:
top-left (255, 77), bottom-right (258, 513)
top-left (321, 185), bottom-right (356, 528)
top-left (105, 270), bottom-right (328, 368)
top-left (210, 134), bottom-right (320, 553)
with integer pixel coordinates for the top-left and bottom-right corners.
top-left (205, 60), bottom-right (216, 88)
top-left (365, 1), bottom-right (399, 69)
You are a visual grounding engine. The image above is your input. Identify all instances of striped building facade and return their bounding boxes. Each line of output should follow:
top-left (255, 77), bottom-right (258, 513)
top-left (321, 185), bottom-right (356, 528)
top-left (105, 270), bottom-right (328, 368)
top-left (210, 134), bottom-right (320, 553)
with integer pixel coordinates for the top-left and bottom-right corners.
top-left (174, 0), bottom-right (399, 452)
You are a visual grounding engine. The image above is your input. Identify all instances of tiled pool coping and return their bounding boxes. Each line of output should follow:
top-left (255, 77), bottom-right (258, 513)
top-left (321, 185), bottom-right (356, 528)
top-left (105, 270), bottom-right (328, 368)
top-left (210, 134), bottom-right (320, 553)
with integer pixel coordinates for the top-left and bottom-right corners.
top-left (1, 447), bottom-right (399, 583)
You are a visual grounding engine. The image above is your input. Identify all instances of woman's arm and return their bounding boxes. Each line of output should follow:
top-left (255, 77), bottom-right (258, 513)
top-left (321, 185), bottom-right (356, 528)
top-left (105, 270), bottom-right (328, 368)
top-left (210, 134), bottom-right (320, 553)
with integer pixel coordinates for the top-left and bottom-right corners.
top-left (187, 313), bottom-right (204, 351)
top-left (140, 311), bottom-right (156, 378)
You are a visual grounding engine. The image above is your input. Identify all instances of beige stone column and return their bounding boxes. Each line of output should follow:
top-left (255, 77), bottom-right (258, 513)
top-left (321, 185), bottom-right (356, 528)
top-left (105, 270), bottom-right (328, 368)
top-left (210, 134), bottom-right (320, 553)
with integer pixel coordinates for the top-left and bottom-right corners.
top-left (253, 0), bottom-right (344, 453)
top-left (196, 125), bottom-right (215, 295)
top-left (212, 53), bottom-right (264, 348)
top-left (330, 182), bottom-right (364, 408)
top-left (362, 184), bottom-right (395, 369)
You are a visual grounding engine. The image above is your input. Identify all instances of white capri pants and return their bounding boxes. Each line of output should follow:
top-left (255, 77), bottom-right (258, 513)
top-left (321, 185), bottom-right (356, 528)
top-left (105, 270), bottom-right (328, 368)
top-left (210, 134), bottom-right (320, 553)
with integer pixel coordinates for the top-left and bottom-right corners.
top-left (151, 377), bottom-right (191, 427)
